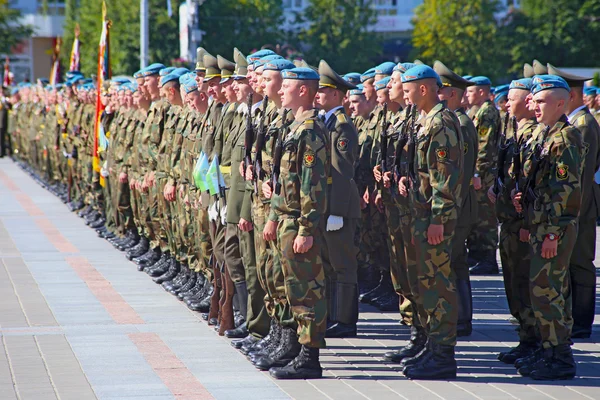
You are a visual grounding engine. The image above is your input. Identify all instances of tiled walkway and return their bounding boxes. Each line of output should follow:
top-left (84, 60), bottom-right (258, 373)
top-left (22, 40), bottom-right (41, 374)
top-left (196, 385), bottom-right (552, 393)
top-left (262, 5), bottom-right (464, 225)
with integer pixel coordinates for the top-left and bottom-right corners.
top-left (0, 157), bottom-right (599, 400)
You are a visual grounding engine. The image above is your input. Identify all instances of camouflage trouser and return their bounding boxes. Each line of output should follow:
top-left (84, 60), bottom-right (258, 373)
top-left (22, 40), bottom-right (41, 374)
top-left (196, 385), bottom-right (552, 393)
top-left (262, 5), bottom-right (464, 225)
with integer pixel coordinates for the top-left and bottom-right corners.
top-left (117, 179), bottom-right (134, 235)
top-left (413, 215), bottom-right (458, 346)
top-left (147, 180), bottom-right (163, 250)
top-left (252, 201), bottom-right (276, 316)
top-left (155, 178), bottom-right (172, 253)
top-left (529, 223), bottom-right (576, 349)
top-left (177, 195), bottom-right (195, 266)
top-left (103, 176), bottom-right (114, 230)
top-left (274, 217), bottom-right (327, 348)
top-left (500, 218), bottom-right (536, 343)
top-left (358, 202), bottom-right (390, 271)
top-left (467, 175), bottom-right (498, 252)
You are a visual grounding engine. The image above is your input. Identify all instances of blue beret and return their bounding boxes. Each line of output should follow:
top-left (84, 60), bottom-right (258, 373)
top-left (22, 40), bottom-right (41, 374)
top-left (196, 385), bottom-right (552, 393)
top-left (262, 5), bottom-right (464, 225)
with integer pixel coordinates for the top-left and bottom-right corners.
top-left (183, 79), bottom-right (198, 94)
top-left (254, 55), bottom-right (283, 69)
top-left (490, 87), bottom-right (496, 94)
top-left (495, 84), bottom-right (510, 93)
top-left (159, 67), bottom-right (176, 77)
top-left (531, 77), bottom-right (570, 95)
top-left (361, 68), bottom-right (376, 83)
top-left (393, 62), bottom-right (416, 74)
top-left (375, 77), bottom-right (391, 91)
top-left (38, 78), bottom-right (49, 85)
top-left (401, 65), bottom-right (442, 87)
top-left (160, 69), bottom-right (187, 87)
top-left (494, 91), bottom-right (508, 104)
top-left (263, 59), bottom-right (296, 72)
top-left (172, 67), bottom-right (190, 76)
top-left (469, 76), bottom-right (492, 86)
top-left (178, 73), bottom-right (191, 85)
top-left (510, 78), bottom-right (533, 91)
top-left (281, 67), bottom-right (320, 81)
top-left (143, 63), bottom-right (166, 77)
top-left (531, 74), bottom-right (556, 85)
top-left (343, 73), bottom-right (362, 86)
top-left (462, 75), bottom-right (473, 80)
top-left (10, 87), bottom-right (19, 95)
top-left (348, 84), bottom-right (364, 96)
top-left (112, 77), bottom-right (130, 85)
top-left (584, 86), bottom-right (598, 96)
top-left (375, 62), bottom-right (396, 76)
top-left (133, 70), bottom-right (144, 79)
top-left (246, 49), bottom-right (276, 64)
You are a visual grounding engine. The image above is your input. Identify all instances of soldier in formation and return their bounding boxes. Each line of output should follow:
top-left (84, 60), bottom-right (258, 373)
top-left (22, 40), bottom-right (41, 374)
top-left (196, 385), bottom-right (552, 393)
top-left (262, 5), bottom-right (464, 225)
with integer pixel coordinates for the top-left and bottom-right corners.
top-left (5, 51), bottom-right (597, 381)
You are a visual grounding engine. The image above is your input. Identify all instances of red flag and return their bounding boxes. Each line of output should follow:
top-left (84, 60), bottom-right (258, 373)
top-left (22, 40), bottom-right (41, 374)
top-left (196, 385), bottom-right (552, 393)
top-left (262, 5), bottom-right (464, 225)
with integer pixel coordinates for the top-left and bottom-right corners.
top-left (2, 56), bottom-right (11, 87)
top-left (93, 1), bottom-right (112, 179)
top-left (49, 38), bottom-right (62, 85)
top-left (69, 24), bottom-right (81, 72)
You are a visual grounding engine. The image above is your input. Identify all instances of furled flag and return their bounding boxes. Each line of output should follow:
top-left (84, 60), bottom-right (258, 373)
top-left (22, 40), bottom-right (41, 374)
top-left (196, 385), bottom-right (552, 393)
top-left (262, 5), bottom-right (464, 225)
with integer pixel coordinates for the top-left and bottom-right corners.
top-left (2, 56), bottom-right (12, 87)
top-left (49, 38), bottom-right (62, 85)
top-left (193, 151), bottom-right (209, 192)
top-left (206, 156), bottom-right (220, 196)
top-left (93, 1), bottom-right (112, 186)
top-left (69, 24), bottom-right (81, 72)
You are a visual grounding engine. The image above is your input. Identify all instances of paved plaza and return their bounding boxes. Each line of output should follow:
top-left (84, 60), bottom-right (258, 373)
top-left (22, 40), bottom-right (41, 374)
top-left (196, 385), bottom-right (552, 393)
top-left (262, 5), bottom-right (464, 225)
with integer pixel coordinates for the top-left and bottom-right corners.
top-left (0, 157), bottom-right (599, 400)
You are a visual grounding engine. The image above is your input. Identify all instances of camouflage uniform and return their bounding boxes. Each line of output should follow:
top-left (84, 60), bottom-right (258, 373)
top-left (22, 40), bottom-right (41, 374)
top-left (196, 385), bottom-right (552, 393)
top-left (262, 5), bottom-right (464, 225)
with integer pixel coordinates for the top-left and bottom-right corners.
top-left (268, 109), bottom-right (330, 348)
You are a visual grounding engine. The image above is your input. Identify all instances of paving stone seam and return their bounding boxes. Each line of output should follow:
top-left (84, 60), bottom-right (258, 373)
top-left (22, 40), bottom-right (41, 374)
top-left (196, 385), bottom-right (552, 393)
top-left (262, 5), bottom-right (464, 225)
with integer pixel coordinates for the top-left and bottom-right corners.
top-left (304, 381), bottom-right (336, 400)
top-left (2, 336), bottom-right (20, 400)
top-left (377, 382), bottom-right (418, 400)
top-left (2, 257), bottom-right (32, 328)
top-left (564, 385), bottom-right (595, 400)
top-left (487, 383), bottom-right (520, 399)
top-left (449, 381), bottom-right (485, 400)
top-left (32, 335), bottom-right (62, 399)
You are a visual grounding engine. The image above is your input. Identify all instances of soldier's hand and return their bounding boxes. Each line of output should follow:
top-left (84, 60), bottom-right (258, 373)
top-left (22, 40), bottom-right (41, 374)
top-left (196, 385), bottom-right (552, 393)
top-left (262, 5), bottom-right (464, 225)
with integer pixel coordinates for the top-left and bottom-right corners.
top-left (373, 165), bottom-right (382, 182)
top-left (262, 182), bottom-right (273, 199)
top-left (129, 178), bottom-right (135, 190)
top-left (245, 165), bottom-right (254, 181)
top-left (179, 185), bottom-right (185, 200)
top-left (487, 186), bottom-right (497, 204)
top-left (398, 177), bottom-right (409, 197)
top-left (164, 184), bottom-right (176, 202)
top-left (119, 172), bottom-right (128, 183)
top-left (293, 235), bottom-right (313, 254)
top-left (427, 224), bottom-right (444, 245)
top-left (184, 194), bottom-right (190, 207)
top-left (239, 161), bottom-right (245, 178)
top-left (383, 171), bottom-right (392, 188)
top-left (148, 171), bottom-right (156, 187)
top-left (541, 237), bottom-right (558, 259)
top-left (512, 191), bottom-right (523, 213)
top-left (263, 220), bottom-right (277, 241)
top-left (362, 188), bottom-right (370, 205)
top-left (360, 196), bottom-right (367, 210)
top-left (238, 218), bottom-right (253, 232)
top-left (374, 193), bottom-right (384, 213)
top-left (519, 228), bottom-right (530, 243)
top-left (473, 176), bottom-right (482, 190)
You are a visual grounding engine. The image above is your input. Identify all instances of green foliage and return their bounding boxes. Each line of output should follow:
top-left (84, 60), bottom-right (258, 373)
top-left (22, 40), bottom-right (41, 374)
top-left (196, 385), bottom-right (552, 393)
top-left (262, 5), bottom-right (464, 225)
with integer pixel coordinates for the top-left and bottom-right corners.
top-left (593, 72), bottom-right (600, 88)
top-left (292, 0), bottom-right (382, 73)
top-left (0, 0), bottom-right (33, 54)
top-left (411, 0), bottom-right (504, 80)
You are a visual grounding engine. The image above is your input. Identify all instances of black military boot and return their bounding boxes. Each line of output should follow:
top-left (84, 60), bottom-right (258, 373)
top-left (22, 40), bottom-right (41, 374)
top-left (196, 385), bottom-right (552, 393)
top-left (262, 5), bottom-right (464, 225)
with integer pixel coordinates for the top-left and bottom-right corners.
top-left (245, 320), bottom-right (281, 356)
top-left (133, 248), bottom-right (155, 270)
top-left (467, 249), bottom-right (483, 269)
top-left (358, 264), bottom-right (380, 296)
top-left (173, 270), bottom-right (197, 297)
top-left (498, 341), bottom-right (538, 365)
top-left (361, 270), bottom-right (395, 305)
top-left (253, 326), bottom-right (301, 371)
top-left (529, 344), bottom-right (576, 380)
top-left (469, 250), bottom-right (499, 275)
top-left (456, 278), bottom-right (473, 337)
top-left (570, 281), bottom-right (595, 339)
top-left (270, 345), bottom-right (323, 380)
top-left (180, 272), bottom-right (205, 300)
top-left (127, 237), bottom-right (149, 260)
top-left (384, 325), bottom-right (427, 363)
top-left (225, 282), bottom-right (249, 338)
top-left (232, 334), bottom-right (259, 350)
top-left (162, 261), bottom-right (188, 290)
top-left (371, 290), bottom-right (400, 312)
top-left (137, 247), bottom-right (161, 270)
top-left (187, 285), bottom-right (213, 313)
top-left (154, 259), bottom-right (180, 285)
top-left (146, 253), bottom-right (171, 277)
top-left (326, 282), bottom-right (358, 338)
top-left (403, 342), bottom-right (457, 380)
top-left (515, 347), bottom-right (544, 375)
top-left (400, 340), bottom-right (431, 371)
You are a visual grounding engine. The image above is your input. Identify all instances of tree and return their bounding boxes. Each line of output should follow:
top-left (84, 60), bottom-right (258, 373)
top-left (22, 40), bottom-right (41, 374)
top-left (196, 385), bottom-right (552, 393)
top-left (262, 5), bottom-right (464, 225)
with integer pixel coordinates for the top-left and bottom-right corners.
top-left (292, 0), bottom-right (382, 73)
top-left (411, 0), bottom-right (505, 80)
top-left (0, 0), bottom-right (33, 54)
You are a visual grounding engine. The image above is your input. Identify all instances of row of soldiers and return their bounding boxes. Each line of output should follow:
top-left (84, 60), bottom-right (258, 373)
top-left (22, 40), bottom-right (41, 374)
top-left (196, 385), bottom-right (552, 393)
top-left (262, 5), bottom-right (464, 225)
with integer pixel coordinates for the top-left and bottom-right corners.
top-left (4, 50), bottom-right (598, 381)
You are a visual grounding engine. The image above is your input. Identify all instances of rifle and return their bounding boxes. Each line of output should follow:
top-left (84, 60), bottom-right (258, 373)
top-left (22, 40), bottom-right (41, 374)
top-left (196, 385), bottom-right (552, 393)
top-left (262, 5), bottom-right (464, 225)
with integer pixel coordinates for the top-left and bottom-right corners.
top-left (392, 104), bottom-right (413, 187)
top-left (493, 112), bottom-right (511, 195)
top-left (522, 126), bottom-right (551, 213)
top-left (272, 110), bottom-right (290, 196)
top-left (512, 117), bottom-right (522, 194)
top-left (379, 103), bottom-right (389, 192)
top-left (252, 96), bottom-right (269, 194)
top-left (406, 105), bottom-right (418, 191)
top-left (243, 93), bottom-right (254, 176)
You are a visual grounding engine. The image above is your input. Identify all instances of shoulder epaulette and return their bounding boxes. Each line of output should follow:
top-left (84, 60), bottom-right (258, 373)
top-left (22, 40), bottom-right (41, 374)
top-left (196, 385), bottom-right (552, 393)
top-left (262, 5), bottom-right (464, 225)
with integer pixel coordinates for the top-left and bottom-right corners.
top-left (576, 115), bottom-right (587, 127)
top-left (336, 112), bottom-right (348, 124)
top-left (304, 119), bottom-right (315, 130)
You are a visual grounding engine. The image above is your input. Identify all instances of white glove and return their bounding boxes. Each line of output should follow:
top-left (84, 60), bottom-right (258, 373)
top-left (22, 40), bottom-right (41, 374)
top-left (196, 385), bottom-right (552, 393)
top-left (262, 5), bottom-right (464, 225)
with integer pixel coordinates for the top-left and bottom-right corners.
top-left (208, 202), bottom-right (218, 221)
top-left (62, 150), bottom-right (69, 158)
top-left (220, 204), bottom-right (227, 225)
top-left (326, 215), bottom-right (344, 232)
top-left (100, 168), bottom-right (109, 178)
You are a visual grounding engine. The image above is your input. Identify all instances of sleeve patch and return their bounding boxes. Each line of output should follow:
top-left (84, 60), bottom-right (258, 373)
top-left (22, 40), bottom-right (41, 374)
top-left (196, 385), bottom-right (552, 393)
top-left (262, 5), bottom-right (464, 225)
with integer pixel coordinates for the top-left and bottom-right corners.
top-left (557, 163), bottom-right (568, 180)
top-left (436, 146), bottom-right (449, 162)
top-left (337, 137), bottom-right (349, 151)
top-left (463, 142), bottom-right (468, 155)
top-left (304, 149), bottom-right (316, 168)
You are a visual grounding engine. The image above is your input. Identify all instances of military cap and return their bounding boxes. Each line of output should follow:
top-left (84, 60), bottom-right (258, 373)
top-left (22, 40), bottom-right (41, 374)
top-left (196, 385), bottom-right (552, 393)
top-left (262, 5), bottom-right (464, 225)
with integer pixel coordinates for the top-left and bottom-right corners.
top-left (433, 60), bottom-right (474, 90)
top-left (247, 49), bottom-right (276, 64)
top-left (159, 67), bottom-right (176, 77)
top-left (532, 60), bottom-right (548, 75)
top-left (143, 63), bottom-right (166, 77)
top-left (361, 67), bottom-right (376, 83)
top-left (401, 65), bottom-right (442, 87)
top-left (374, 77), bottom-right (391, 91)
top-left (254, 54), bottom-right (283, 69)
top-left (531, 76), bottom-right (570, 95)
top-left (413, 59), bottom-right (425, 65)
top-left (523, 63), bottom-right (534, 78)
top-left (584, 86), bottom-right (598, 96)
top-left (65, 71), bottom-right (83, 80)
top-left (531, 74), bottom-right (557, 85)
top-left (374, 61), bottom-right (396, 77)
top-left (469, 76), bottom-right (492, 86)
top-left (217, 55), bottom-right (236, 84)
top-left (195, 47), bottom-right (208, 72)
top-left (318, 60), bottom-right (356, 92)
top-left (348, 84), bottom-right (364, 96)
top-left (510, 78), bottom-right (533, 91)
top-left (343, 73), bottom-right (362, 86)
top-left (263, 59), bottom-right (296, 72)
top-left (233, 48), bottom-right (249, 79)
top-left (281, 67), bottom-right (320, 81)
top-left (546, 63), bottom-right (591, 87)
top-left (462, 75), bottom-right (473, 80)
top-left (203, 54), bottom-right (221, 82)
